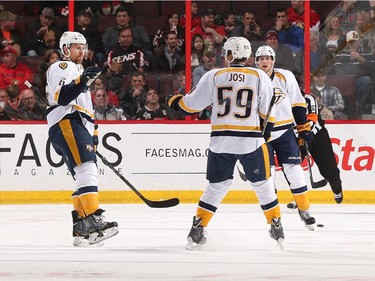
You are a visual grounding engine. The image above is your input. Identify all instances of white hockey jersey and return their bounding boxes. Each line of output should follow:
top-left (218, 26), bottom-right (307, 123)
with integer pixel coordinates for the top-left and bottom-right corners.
top-left (46, 61), bottom-right (95, 136)
top-left (179, 66), bottom-right (275, 154)
top-left (271, 68), bottom-right (306, 140)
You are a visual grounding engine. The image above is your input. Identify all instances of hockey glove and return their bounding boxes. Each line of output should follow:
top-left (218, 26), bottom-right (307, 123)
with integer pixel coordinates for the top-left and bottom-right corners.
top-left (296, 121), bottom-right (313, 143)
top-left (80, 66), bottom-right (102, 87)
top-left (93, 124), bottom-right (99, 151)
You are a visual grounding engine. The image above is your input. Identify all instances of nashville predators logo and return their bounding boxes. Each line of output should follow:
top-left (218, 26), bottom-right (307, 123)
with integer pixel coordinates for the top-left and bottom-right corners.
top-left (86, 144), bottom-right (94, 152)
top-left (59, 62), bottom-right (68, 70)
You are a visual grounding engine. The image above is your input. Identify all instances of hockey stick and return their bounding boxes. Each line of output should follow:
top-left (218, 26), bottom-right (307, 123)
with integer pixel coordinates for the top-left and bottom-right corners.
top-left (96, 150), bottom-right (180, 208)
top-left (304, 142), bottom-right (327, 189)
top-left (237, 164), bottom-right (248, 181)
top-left (24, 81), bottom-right (180, 208)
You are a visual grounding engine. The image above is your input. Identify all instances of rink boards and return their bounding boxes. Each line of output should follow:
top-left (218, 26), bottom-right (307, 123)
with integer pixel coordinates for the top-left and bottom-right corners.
top-left (0, 121), bottom-right (374, 204)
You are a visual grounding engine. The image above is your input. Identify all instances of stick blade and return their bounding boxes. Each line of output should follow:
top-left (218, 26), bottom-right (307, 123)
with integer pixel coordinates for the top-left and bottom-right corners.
top-left (144, 197), bottom-right (180, 208)
top-left (311, 178), bottom-right (328, 189)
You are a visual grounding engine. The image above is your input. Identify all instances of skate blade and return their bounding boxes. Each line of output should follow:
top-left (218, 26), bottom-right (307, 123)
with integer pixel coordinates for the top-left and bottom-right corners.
top-left (276, 238), bottom-right (284, 250)
top-left (73, 237), bottom-right (104, 247)
top-left (186, 237), bottom-right (206, 250)
top-left (89, 227), bottom-right (119, 245)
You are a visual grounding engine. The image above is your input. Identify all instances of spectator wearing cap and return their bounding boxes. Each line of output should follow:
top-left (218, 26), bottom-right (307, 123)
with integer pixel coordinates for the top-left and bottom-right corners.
top-left (151, 30), bottom-right (185, 74)
top-left (135, 88), bottom-right (182, 120)
top-left (0, 45), bottom-right (33, 91)
top-left (75, 9), bottom-right (105, 67)
top-left (0, 11), bottom-right (23, 55)
top-left (265, 29), bottom-right (295, 72)
top-left (333, 30), bottom-right (375, 115)
top-left (230, 10), bottom-right (262, 46)
top-left (102, 7), bottom-right (152, 60)
top-left (191, 8), bottom-right (226, 65)
top-left (24, 7), bottom-right (62, 56)
top-left (273, 8), bottom-right (304, 54)
top-left (192, 48), bottom-right (217, 86)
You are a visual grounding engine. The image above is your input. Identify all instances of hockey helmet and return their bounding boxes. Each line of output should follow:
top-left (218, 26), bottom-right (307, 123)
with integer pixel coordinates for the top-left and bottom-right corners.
top-left (223, 37), bottom-right (252, 63)
top-left (59, 31), bottom-right (87, 56)
top-left (255, 45), bottom-right (275, 68)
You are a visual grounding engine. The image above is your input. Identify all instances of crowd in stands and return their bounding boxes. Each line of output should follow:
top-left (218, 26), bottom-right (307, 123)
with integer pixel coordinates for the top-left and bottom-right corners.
top-left (0, 0), bottom-right (374, 121)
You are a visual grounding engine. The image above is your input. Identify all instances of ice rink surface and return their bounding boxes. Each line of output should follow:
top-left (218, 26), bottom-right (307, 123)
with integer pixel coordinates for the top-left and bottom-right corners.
top-left (0, 203), bottom-right (374, 281)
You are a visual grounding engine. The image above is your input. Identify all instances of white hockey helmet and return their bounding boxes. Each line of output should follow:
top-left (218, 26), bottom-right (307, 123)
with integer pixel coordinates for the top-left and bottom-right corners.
top-left (255, 45), bottom-right (275, 67)
top-left (223, 37), bottom-right (252, 63)
top-left (59, 31), bottom-right (87, 57)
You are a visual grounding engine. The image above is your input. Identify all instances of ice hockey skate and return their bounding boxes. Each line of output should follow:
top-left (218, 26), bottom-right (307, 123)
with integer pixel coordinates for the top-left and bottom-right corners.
top-left (186, 216), bottom-right (207, 250)
top-left (71, 210), bottom-right (90, 247)
top-left (85, 209), bottom-right (119, 245)
top-left (269, 218), bottom-right (284, 250)
top-left (334, 192), bottom-right (343, 204)
top-left (298, 209), bottom-right (316, 230)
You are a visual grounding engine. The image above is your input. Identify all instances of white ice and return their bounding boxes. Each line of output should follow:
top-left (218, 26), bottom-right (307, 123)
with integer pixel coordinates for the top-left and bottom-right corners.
top-left (0, 203), bottom-right (374, 281)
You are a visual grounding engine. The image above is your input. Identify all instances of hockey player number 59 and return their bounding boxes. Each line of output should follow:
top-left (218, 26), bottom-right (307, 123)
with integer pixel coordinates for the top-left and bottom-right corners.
top-left (217, 86), bottom-right (253, 119)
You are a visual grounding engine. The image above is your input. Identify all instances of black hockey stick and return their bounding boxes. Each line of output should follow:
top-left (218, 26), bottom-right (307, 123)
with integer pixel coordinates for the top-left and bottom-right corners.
top-left (305, 142), bottom-right (327, 189)
top-left (96, 151), bottom-right (179, 208)
top-left (24, 81), bottom-right (179, 208)
top-left (237, 164), bottom-right (248, 181)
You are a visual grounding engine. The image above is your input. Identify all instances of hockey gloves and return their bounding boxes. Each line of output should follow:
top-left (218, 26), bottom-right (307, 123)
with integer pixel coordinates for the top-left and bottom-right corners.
top-left (81, 66), bottom-right (102, 88)
top-left (296, 121), bottom-right (313, 143)
top-left (93, 124), bottom-right (99, 151)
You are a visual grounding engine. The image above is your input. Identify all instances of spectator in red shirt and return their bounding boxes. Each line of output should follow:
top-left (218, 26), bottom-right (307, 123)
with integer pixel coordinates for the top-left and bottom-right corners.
top-left (0, 45), bottom-right (33, 91)
top-left (287, 0), bottom-right (320, 30)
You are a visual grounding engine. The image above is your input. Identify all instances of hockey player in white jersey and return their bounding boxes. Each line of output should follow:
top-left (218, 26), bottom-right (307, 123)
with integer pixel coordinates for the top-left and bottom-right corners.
top-left (255, 45), bottom-right (316, 230)
top-left (46, 31), bottom-right (119, 246)
top-left (169, 37), bottom-right (284, 250)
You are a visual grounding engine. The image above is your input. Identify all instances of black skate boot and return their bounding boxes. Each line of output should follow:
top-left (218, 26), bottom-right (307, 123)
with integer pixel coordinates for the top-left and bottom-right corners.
top-left (269, 218), bottom-right (284, 249)
top-left (334, 192), bottom-right (343, 204)
top-left (72, 210), bottom-right (90, 247)
top-left (85, 209), bottom-right (119, 245)
top-left (298, 209), bottom-right (316, 230)
top-left (186, 216), bottom-right (207, 250)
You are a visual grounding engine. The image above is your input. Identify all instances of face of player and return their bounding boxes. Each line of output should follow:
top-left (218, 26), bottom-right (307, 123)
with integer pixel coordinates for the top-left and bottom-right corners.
top-left (68, 43), bottom-right (86, 64)
top-left (257, 56), bottom-right (273, 74)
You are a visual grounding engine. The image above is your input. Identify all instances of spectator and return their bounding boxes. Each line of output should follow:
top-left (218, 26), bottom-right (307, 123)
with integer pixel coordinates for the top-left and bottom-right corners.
top-left (230, 10), bottom-right (262, 46)
top-left (106, 27), bottom-right (149, 76)
top-left (0, 11), bottom-right (23, 55)
top-left (6, 84), bottom-right (21, 110)
top-left (75, 9), bottom-right (105, 67)
top-left (93, 89), bottom-right (129, 120)
top-left (0, 88), bottom-right (22, 120)
top-left (355, 10), bottom-right (375, 53)
top-left (0, 45), bottom-right (33, 91)
top-left (173, 70), bottom-right (186, 96)
top-left (311, 72), bottom-right (347, 120)
top-left (320, 15), bottom-right (346, 54)
top-left (135, 88), bottom-right (182, 120)
top-left (91, 74), bottom-right (119, 106)
top-left (191, 8), bottom-right (226, 64)
top-left (191, 34), bottom-right (206, 71)
top-left (38, 49), bottom-right (61, 90)
top-left (333, 30), bottom-right (375, 114)
top-left (180, 1), bottom-right (201, 30)
top-left (264, 29), bottom-right (295, 72)
top-left (120, 72), bottom-right (149, 118)
top-left (274, 8), bottom-right (304, 54)
top-left (222, 11), bottom-right (236, 36)
top-left (153, 12), bottom-right (185, 50)
top-left (102, 7), bottom-right (151, 59)
top-left (287, 0), bottom-right (321, 30)
top-left (151, 31), bottom-right (185, 74)
top-left (328, 0), bottom-right (370, 34)
top-left (192, 48), bottom-right (217, 86)
top-left (18, 88), bottom-right (46, 120)
top-left (24, 7), bottom-right (61, 56)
